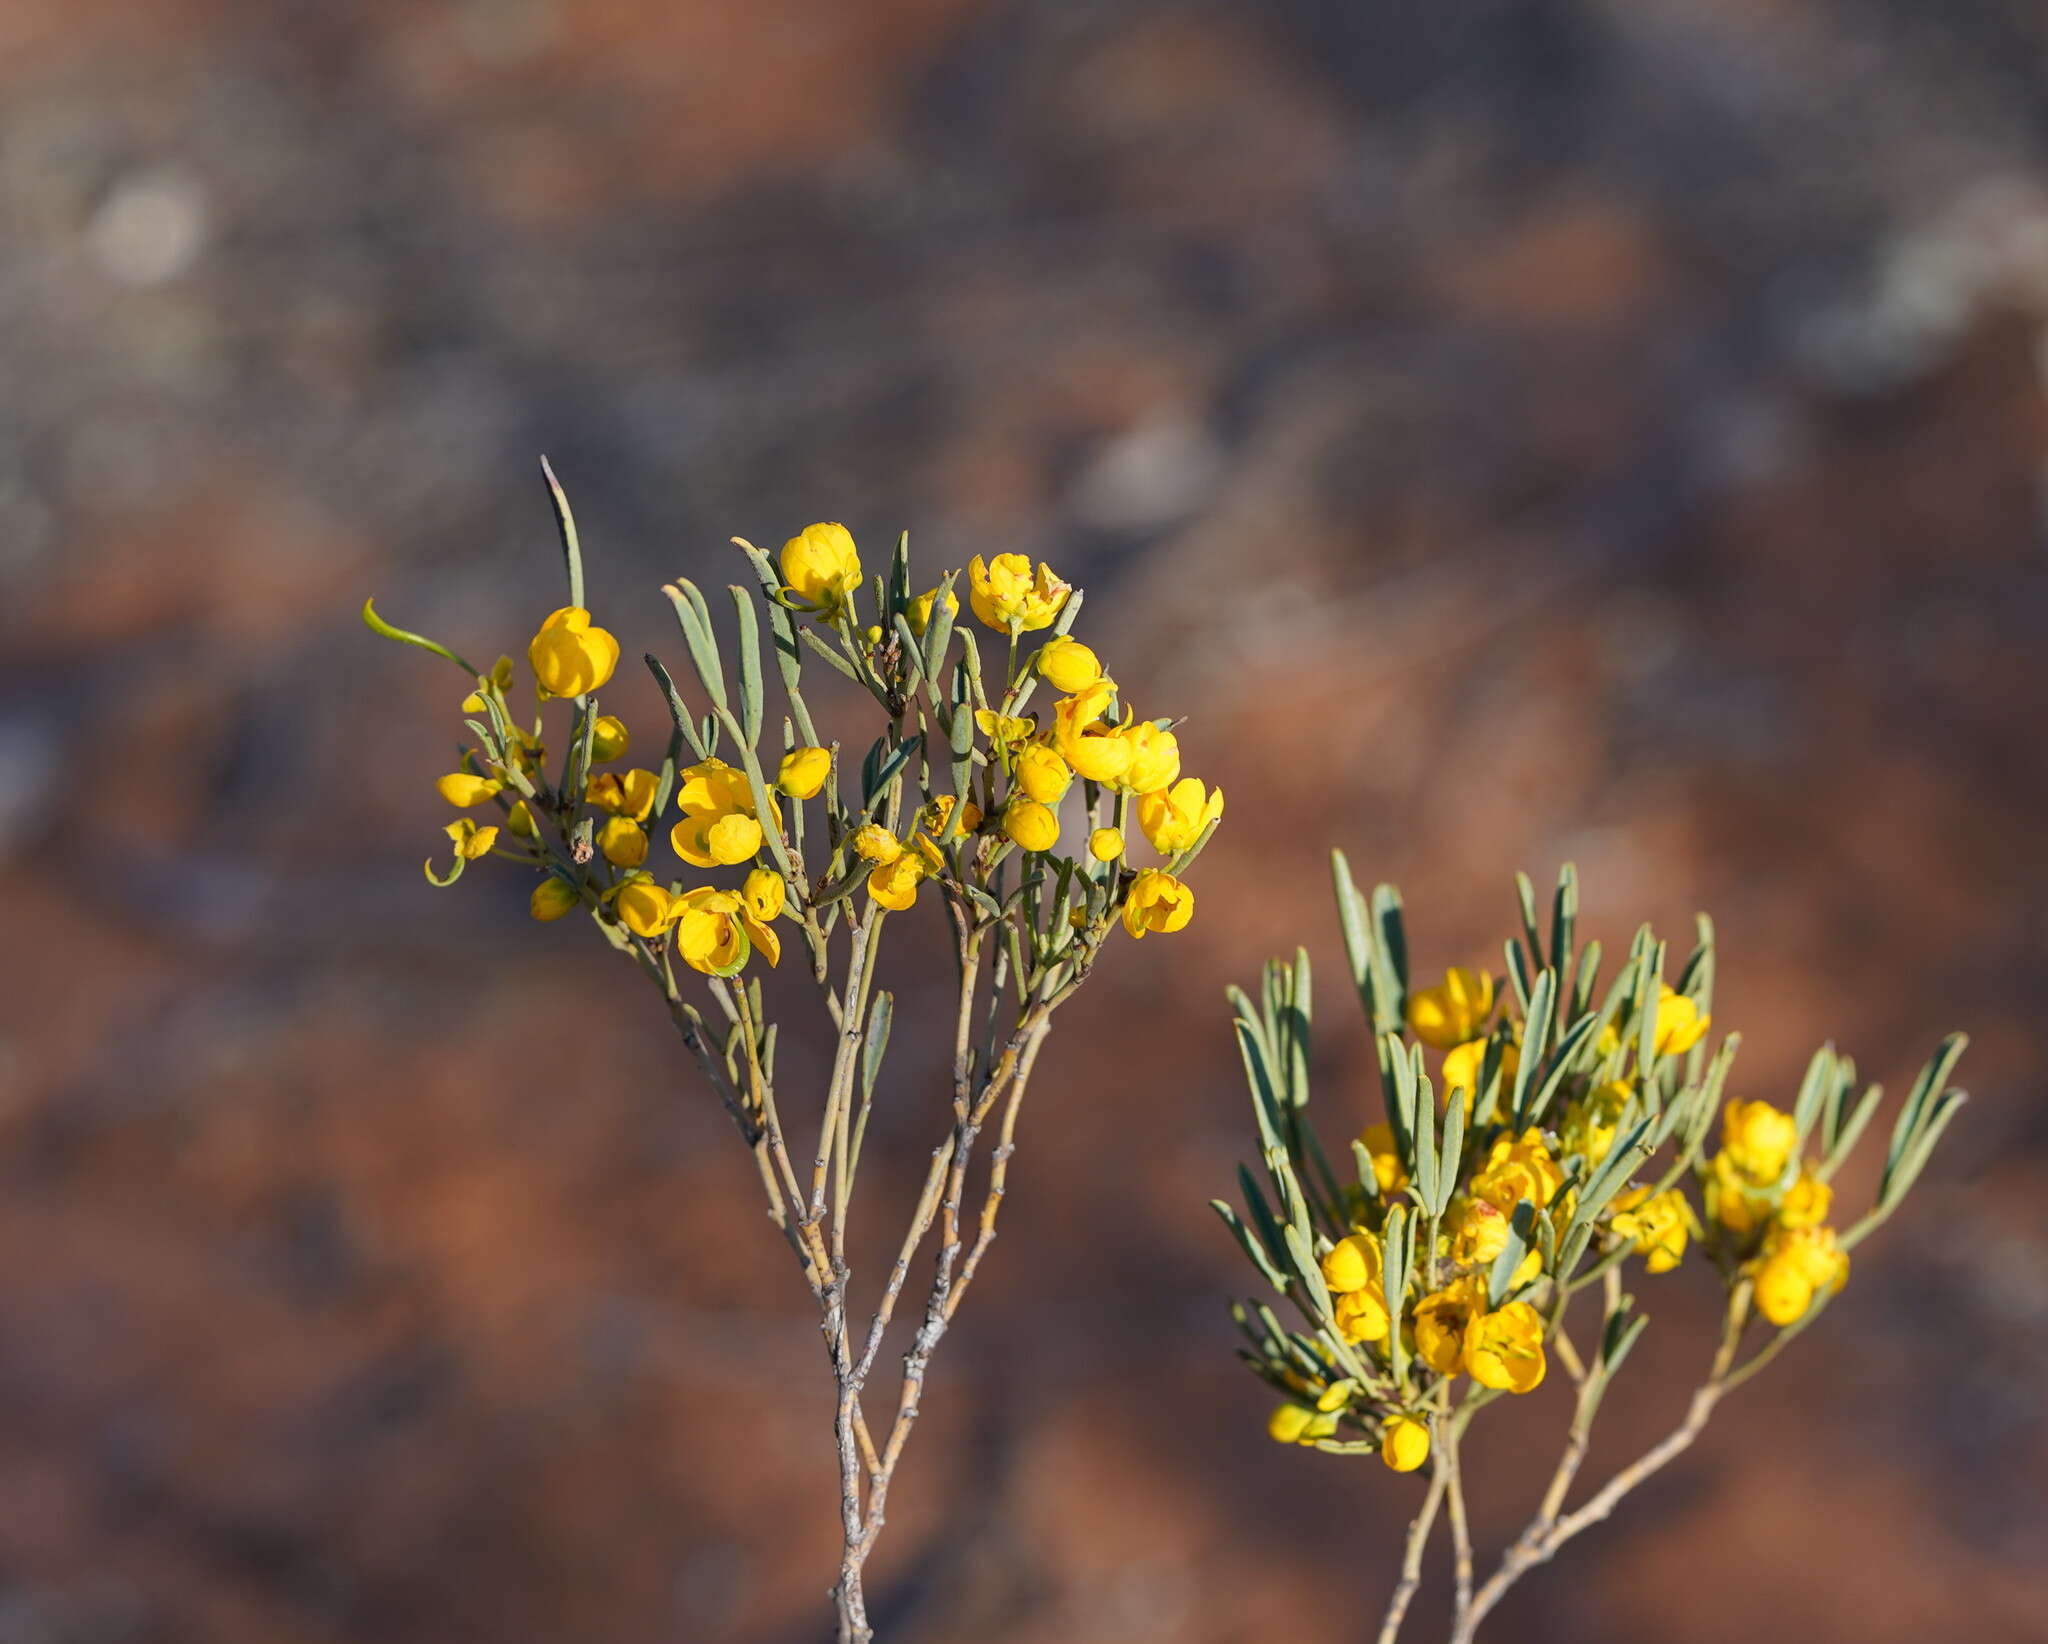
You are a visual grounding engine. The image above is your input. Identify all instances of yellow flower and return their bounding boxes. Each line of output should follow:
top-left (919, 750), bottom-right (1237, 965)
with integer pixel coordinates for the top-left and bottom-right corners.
top-left (967, 552), bottom-right (1070, 631)
top-left (743, 867), bottom-right (785, 924)
top-left (1002, 798), bottom-right (1060, 853)
top-left (1136, 777), bottom-right (1223, 856)
top-left (1320, 1232), bottom-right (1383, 1294)
top-left (1407, 968), bottom-right (1494, 1050)
top-left (779, 523), bottom-right (862, 614)
top-left (1036, 635), bottom-right (1104, 692)
top-left (1777, 1168), bottom-right (1833, 1230)
top-left (1359, 1121), bottom-right (1409, 1195)
top-left (528, 606), bottom-right (620, 698)
top-left (1560, 1080), bottom-right (1631, 1166)
top-left (1014, 742), bottom-right (1074, 805)
top-left (1444, 1197), bottom-right (1510, 1267)
top-left (1750, 1224), bottom-right (1850, 1326)
top-left (1442, 1032), bottom-right (1519, 1108)
top-left (443, 817), bottom-right (498, 861)
top-left (975, 708), bottom-right (1037, 755)
top-left (907, 584), bottom-right (957, 636)
top-left (868, 854), bottom-right (926, 912)
top-left (1470, 1129), bottom-right (1565, 1215)
top-left (506, 799), bottom-right (538, 839)
top-left (1381, 1415), bottom-right (1430, 1474)
top-left (1114, 719), bottom-right (1181, 794)
top-left (1722, 1099), bottom-right (1798, 1185)
top-left (915, 794), bottom-right (981, 857)
top-left (1088, 827), bottom-right (1124, 862)
top-left (1053, 682), bottom-right (1132, 785)
top-left (598, 816), bottom-right (648, 868)
top-left (590, 715), bottom-right (630, 763)
top-left (777, 746), bottom-right (832, 799)
top-left (669, 758), bottom-right (772, 868)
top-left (1609, 1186), bottom-right (1700, 1274)
top-left (585, 768), bottom-right (658, 823)
top-left (1653, 984), bottom-right (1711, 1057)
top-left (852, 823), bottom-right (903, 865)
top-left (1464, 1300), bottom-right (1546, 1393)
top-left (530, 876), bottom-right (579, 921)
top-left (437, 772), bottom-right (503, 807)
top-left (614, 876), bottom-right (677, 940)
top-left (1121, 869), bottom-right (1194, 938)
top-left (1413, 1277), bottom-right (1483, 1377)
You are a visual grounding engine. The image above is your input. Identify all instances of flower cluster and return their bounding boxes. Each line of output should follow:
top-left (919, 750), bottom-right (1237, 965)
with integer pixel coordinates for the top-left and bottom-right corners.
top-left (368, 472), bottom-right (1227, 1641)
top-left (373, 518), bottom-right (1223, 979)
top-left (1221, 864), bottom-right (1965, 1491)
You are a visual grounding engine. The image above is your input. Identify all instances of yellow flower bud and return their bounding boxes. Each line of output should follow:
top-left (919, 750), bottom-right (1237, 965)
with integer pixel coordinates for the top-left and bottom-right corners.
top-left (1407, 968), bottom-right (1494, 1050)
top-left (1358, 1121), bottom-right (1409, 1195)
top-left (851, 823), bottom-right (903, 865)
top-left (462, 655), bottom-right (517, 712)
top-left (743, 867), bottom-right (785, 923)
top-left (1121, 868), bottom-right (1194, 938)
top-left (864, 624), bottom-right (883, 645)
top-left (1035, 635), bottom-right (1103, 692)
top-left (1750, 1224), bottom-right (1849, 1326)
top-left (1002, 798), bottom-right (1060, 853)
top-left (1334, 1287), bottom-right (1391, 1344)
top-left (598, 816), bottom-right (648, 868)
top-left (437, 772), bottom-right (503, 807)
top-left (506, 799), bottom-right (538, 839)
top-left (443, 817), bottom-right (499, 860)
top-left (615, 876), bottom-right (676, 939)
top-left (530, 876), bottom-right (579, 921)
top-left (779, 522), bottom-right (862, 614)
top-left (907, 585), bottom-right (958, 636)
top-left (1381, 1415), bottom-right (1430, 1473)
top-left (777, 746), bottom-right (832, 800)
top-left (867, 854), bottom-right (925, 911)
top-left (528, 606), bottom-right (620, 698)
top-left (590, 715), bottom-right (630, 763)
top-left (1136, 776), bottom-right (1223, 856)
top-left (1777, 1168), bottom-right (1832, 1230)
top-left (1013, 742), bottom-right (1073, 805)
top-left (1320, 1232), bottom-right (1382, 1294)
top-left (1088, 827), bottom-right (1124, 862)
top-left (1267, 1403), bottom-right (1315, 1445)
top-left (967, 552), bottom-right (1070, 631)
top-left (1721, 1099), bottom-right (1797, 1185)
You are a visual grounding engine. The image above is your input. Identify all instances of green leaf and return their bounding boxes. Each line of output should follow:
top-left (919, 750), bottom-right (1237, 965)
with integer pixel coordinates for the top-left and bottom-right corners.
top-left (729, 585), bottom-right (764, 750)
top-left (645, 655), bottom-right (711, 761)
top-left (663, 581), bottom-right (729, 711)
top-left (539, 455), bottom-right (584, 610)
top-left (361, 599), bottom-right (480, 678)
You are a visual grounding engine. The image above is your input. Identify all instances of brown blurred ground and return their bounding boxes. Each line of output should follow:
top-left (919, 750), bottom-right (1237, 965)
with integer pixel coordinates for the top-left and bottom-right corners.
top-left (3, 2), bottom-right (2047, 1640)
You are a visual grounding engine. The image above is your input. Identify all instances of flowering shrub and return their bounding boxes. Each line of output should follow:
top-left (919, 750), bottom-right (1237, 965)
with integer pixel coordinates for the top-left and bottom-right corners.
top-left (366, 463), bottom-right (1221, 1642)
top-left (1219, 860), bottom-right (1964, 1643)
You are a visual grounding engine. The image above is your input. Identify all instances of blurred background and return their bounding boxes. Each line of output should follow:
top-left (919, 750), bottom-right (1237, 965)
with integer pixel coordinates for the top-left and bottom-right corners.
top-left (4, 1), bottom-right (2047, 1640)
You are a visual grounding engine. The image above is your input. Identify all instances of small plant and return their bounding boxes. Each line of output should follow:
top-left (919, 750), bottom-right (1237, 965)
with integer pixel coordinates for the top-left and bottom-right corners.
top-left (1217, 858), bottom-right (1965, 1643)
top-left (366, 464), bottom-right (1221, 1641)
